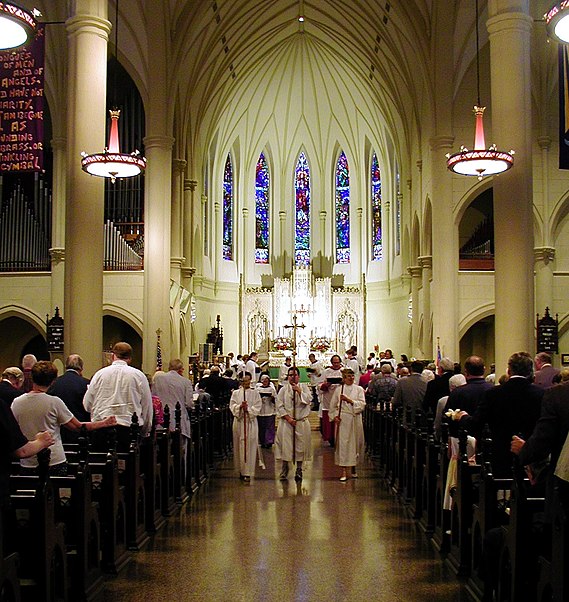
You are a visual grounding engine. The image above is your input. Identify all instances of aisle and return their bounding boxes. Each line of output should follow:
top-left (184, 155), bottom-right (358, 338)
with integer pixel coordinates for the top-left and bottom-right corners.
top-left (103, 432), bottom-right (469, 602)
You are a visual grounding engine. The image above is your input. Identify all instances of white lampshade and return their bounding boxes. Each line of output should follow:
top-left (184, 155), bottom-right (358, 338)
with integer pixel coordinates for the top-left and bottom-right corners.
top-left (0, 3), bottom-right (37, 50)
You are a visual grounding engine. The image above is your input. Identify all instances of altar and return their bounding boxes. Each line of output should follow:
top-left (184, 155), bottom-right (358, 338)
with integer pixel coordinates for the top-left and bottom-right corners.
top-left (241, 266), bottom-right (364, 361)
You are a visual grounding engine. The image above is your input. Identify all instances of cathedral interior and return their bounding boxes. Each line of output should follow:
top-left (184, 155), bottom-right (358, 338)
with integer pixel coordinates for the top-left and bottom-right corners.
top-left (0, 0), bottom-right (566, 376)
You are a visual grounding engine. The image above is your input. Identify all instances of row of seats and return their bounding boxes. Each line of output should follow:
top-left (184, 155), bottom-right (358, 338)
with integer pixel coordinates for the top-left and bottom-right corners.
top-left (0, 403), bottom-right (233, 602)
top-left (363, 402), bottom-right (569, 602)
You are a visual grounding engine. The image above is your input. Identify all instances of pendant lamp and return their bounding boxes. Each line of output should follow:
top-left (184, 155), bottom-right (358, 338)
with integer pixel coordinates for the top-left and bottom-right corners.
top-left (0, 2), bottom-right (37, 50)
top-left (545, 3), bottom-right (569, 44)
top-left (81, 0), bottom-right (145, 183)
top-left (446, 0), bottom-right (514, 180)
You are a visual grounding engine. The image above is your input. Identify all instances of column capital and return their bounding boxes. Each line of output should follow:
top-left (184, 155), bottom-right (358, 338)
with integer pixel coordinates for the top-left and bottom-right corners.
top-left (172, 159), bottom-right (187, 174)
top-left (487, 8), bottom-right (533, 37)
top-left (214, 201), bottom-right (220, 213)
top-left (49, 248), bottom-right (65, 264)
top-left (383, 199), bottom-right (391, 212)
top-left (242, 207), bottom-right (249, 218)
top-left (66, 14), bottom-right (111, 39)
top-left (416, 160), bottom-right (423, 172)
top-left (182, 266), bottom-right (196, 278)
top-left (171, 257), bottom-right (184, 269)
top-left (201, 194), bottom-right (208, 205)
top-left (537, 136), bottom-right (551, 151)
top-left (357, 207), bottom-right (363, 218)
top-left (429, 135), bottom-right (454, 151)
top-left (534, 246), bottom-right (555, 264)
top-left (418, 255), bottom-right (432, 270)
top-left (143, 135), bottom-right (175, 151)
top-left (51, 137), bottom-right (67, 151)
top-left (279, 210), bottom-right (286, 221)
top-left (319, 210), bottom-right (327, 220)
top-left (185, 179), bottom-right (198, 192)
top-left (408, 265), bottom-right (422, 278)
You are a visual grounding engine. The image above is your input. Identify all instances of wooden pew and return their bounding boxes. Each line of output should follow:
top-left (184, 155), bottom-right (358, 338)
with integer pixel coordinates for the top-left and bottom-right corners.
top-left (0, 511), bottom-right (21, 602)
top-left (9, 450), bottom-right (68, 602)
top-left (431, 422), bottom-right (451, 554)
top-left (171, 402), bottom-right (189, 504)
top-left (50, 459), bottom-right (105, 601)
top-left (418, 419), bottom-right (439, 536)
top-left (139, 428), bottom-right (166, 532)
top-left (410, 411), bottom-right (427, 520)
top-left (497, 464), bottom-right (545, 602)
top-left (156, 406), bottom-right (177, 517)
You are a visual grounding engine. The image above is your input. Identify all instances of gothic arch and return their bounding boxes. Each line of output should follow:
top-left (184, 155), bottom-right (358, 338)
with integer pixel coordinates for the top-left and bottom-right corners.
top-left (0, 305), bottom-right (46, 335)
top-left (103, 304), bottom-right (143, 336)
top-left (458, 302), bottom-right (495, 339)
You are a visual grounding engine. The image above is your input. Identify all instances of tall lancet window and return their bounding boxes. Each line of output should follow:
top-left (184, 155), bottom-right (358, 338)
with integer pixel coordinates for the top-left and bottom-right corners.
top-left (371, 151), bottom-right (382, 260)
top-left (335, 151), bottom-right (350, 263)
top-left (395, 164), bottom-right (401, 256)
top-left (294, 152), bottom-right (310, 266)
top-left (255, 153), bottom-right (270, 264)
top-left (223, 153), bottom-right (233, 260)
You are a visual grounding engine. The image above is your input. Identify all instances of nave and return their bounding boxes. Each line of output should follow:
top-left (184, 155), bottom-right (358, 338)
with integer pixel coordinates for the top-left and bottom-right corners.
top-left (102, 432), bottom-right (467, 602)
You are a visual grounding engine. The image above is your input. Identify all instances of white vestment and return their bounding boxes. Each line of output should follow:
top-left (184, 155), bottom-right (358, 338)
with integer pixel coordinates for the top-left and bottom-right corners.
top-left (275, 382), bottom-right (313, 462)
top-left (328, 383), bottom-right (366, 467)
top-left (230, 387), bottom-right (262, 477)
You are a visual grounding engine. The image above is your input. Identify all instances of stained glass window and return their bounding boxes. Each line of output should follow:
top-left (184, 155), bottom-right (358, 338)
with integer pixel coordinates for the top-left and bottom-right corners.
top-left (395, 166), bottom-right (401, 256)
top-left (294, 152), bottom-right (310, 266)
top-left (255, 153), bottom-right (270, 264)
top-left (223, 153), bottom-right (233, 261)
top-left (335, 151), bottom-right (350, 263)
top-left (371, 152), bottom-right (382, 261)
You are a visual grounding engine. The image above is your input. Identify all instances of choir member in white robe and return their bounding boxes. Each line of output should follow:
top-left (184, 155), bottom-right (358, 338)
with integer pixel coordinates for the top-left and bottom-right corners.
top-left (329, 367), bottom-right (366, 481)
top-left (229, 374), bottom-right (262, 482)
top-left (256, 374), bottom-right (277, 447)
top-left (319, 354), bottom-right (343, 445)
top-left (275, 366), bottom-right (313, 481)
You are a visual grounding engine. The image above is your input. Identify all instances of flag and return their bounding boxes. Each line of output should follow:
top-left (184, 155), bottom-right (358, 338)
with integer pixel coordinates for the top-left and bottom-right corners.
top-left (156, 332), bottom-right (163, 371)
top-left (559, 45), bottom-right (569, 169)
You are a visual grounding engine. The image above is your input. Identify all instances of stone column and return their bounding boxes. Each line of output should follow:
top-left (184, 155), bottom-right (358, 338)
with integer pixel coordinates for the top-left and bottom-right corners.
top-left (488, 1), bottom-right (533, 371)
top-left (356, 206), bottom-right (363, 277)
top-left (418, 255), bottom-right (432, 353)
top-left (182, 179), bottom-right (197, 271)
top-left (65, 1), bottom-right (110, 376)
top-left (201, 194), bottom-right (208, 267)
top-left (279, 209), bottom-right (287, 274)
top-left (534, 247), bottom-right (555, 320)
top-left (242, 207), bottom-right (249, 285)
top-left (408, 265), bottom-right (423, 358)
top-left (430, 136), bottom-right (458, 362)
top-left (171, 159), bottom-right (186, 277)
top-left (143, 135), bottom-right (174, 372)
top-left (49, 136), bottom-right (66, 313)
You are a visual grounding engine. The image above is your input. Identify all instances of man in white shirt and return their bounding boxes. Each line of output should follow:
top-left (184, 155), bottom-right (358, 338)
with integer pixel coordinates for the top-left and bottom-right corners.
top-left (245, 352), bottom-right (260, 384)
top-left (83, 342), bottom-right (153, 451)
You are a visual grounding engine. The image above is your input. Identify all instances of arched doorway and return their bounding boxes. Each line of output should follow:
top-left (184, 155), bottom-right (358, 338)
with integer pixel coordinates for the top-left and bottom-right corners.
top-left (0, 316), bottom-right (48, 370)
top-left (459, 315), bottom-right (495, 374)
top-left (103, 316), bottom-right (143, 370)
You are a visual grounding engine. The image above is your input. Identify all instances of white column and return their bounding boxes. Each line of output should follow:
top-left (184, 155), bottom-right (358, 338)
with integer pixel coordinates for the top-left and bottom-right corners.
top-left (49, 136), bottom-right (66, 314)
top-left (488, 1), bottom-right (533, 372)
top-left (182, 178), bottom-right (197, 271)
top-left (65, 1), bottom-right (110, 377)
top-left (408, 265), bottom-right (422, 358)
top-left (242, 207), bottom-right (249, 284)
top-left (171, 159), bottom-right (186, 274)
top-left (143, 135), bottom-right (174, 372)
top-left (418, 255), bottom-right (432, 353)
top-left (534, 247), bottom-right (555, 319)
top-left (279, 209), bottom-right (287, 274)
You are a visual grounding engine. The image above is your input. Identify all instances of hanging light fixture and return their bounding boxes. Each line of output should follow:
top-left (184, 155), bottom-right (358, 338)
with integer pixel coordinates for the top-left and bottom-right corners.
top-left (545, 3), bottom-right (569, 44)
top-left (446, 0), bottom-right (514, 180)
top-left (81, 0), bottom-right (145, 183)
top-left (0, 2), bottom-right (38, 50)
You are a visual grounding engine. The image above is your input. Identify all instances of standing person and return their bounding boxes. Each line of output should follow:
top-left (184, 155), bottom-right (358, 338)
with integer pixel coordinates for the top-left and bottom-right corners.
top-left (329, 367), bottom-right (366, 481)
top-left (392, 360), bottom-right (427, 425)
top-left (21, 354), bottom-right (37, 393)
top-left (380, 349), bottom-right (397, 372)
top-left (12, 361), bottom-right (116, 475)
top-left (320, 354), bottom-right (343, 446)
top-left (0, 367), bottom-right (24, 406)
top-left (366, 364), bottom-right (397, 407)
top-left (150, 358), bottom-right (193, 440)
top-left (83, 342), bottom-right (153, 451)
top-left (256, 374), bottom-right (277, 448)
top-left (245, 352), bottom-right (260, 384)
top-left (534, 352), bottom-right (560, 389)
top-left (278, 356), bottom-right (293, 385)
top-left (229, 373), bottom-right (262, 482)
top-left (47, 354), bottom-right (91, 443)
top-left (275, 366), bottom-right (312, 482)
top-left (307, 352), bottom-right (323, 409)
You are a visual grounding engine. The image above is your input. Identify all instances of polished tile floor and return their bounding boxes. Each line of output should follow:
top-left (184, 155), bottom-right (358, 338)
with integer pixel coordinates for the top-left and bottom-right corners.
top-left (102, 432), bottom-right (469, 602)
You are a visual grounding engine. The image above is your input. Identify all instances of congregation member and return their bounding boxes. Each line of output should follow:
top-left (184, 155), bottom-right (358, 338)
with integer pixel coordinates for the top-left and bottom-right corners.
top-left (21, 354), bottom-right (36, 393)
top-left (380, 349), bottom-right (397, 372)
top-left (392, 360), bottom-right (426, 424)
top-left (0, 367), bottom-right (24, 406)
top-left (223, 368), bottom-right (240, 392)
top-left (366, 352), bottom-right (378, 368)
top-left (199, 365), bottom-right (230, 407)
top-left (151, 358), bottom-right (193, 441)
top-left (12, 361), bottom-right (116, 475)
top-left (329, 367), bottom-right (366, 481)
top-left (433, 373), bottom-right (466, 440)
top-left (366, 364), bottom-right (397, 407)
top-left (245, 352), bottom-right (261, 384)
top-left (278, 356), bottom-right (293, 385)
top-left (320, 354), bottom-right (344, 446)
top-left (83, 342), bottom-right (153, 451)
top-left (235, 354), bottom-right (246, 379)
top-left (306, 352), bottom-right (323, 409)
top-left (358, 364), bottom-right (374, 390)
top-left (256, 374), bottom-right (277, 448)
top-left (275, 366), bottom-right (312, 482)
top-left (443, 356), bottom-right (492, 436)
top-left (229, 373), bottom-right (262, 482)
top-left (423, 357), bottom-right (455, 415)
top-left (533, 352), bottom-right (560, 389)
top-left (457, 352), bottom-right (544, 477)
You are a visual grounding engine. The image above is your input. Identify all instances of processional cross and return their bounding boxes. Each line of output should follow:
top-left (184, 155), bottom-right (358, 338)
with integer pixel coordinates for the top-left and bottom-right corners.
top-left (284, 305), bottom-right (308, 368)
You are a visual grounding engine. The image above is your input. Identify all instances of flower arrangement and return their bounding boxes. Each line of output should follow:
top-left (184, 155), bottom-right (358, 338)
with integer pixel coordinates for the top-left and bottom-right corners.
top-left (310, 336), bottom-right (331, 352)
top-left (273, 336), bottom-right (292, 351)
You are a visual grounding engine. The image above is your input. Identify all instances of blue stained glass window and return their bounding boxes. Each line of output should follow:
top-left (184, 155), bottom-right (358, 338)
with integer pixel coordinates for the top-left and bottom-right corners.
top-left (371, 152), bottom-right (382, 260)
top-left (294, 152), bottom-right (310, 266)
top-left (255, 153), bottom-right (270, 264)
top-left (223, 153), bottom-right (233, 260)
top-left (335, 151), bottom-right (350, 263)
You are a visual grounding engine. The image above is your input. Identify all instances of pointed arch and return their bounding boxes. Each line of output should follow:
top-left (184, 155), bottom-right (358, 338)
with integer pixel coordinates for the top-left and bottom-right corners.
top-left (335, 150), bottom-right (350, 263)
top-left (223, 153), bottom-right (233, 260)
top-left (371, 150), bottom-right (382, 261)
top-left (294, 151), bottom-right (311, 267)
top-left (255, 151), bottom-right (270, 263)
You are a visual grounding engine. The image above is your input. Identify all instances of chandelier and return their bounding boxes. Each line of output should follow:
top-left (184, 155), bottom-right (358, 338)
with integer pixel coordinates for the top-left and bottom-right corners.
top-left (0, 2), bottom-right (37, 50)
top-left (80, 0), bottom-right (145, 183)
top-left (545, 3), bottom-right (569, 44)
top-left (446, 0), bottom-right (514, 180)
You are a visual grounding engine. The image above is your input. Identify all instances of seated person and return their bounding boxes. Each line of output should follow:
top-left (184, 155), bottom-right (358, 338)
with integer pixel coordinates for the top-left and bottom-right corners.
top-left (12, 361), bottom-right (116, 475)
